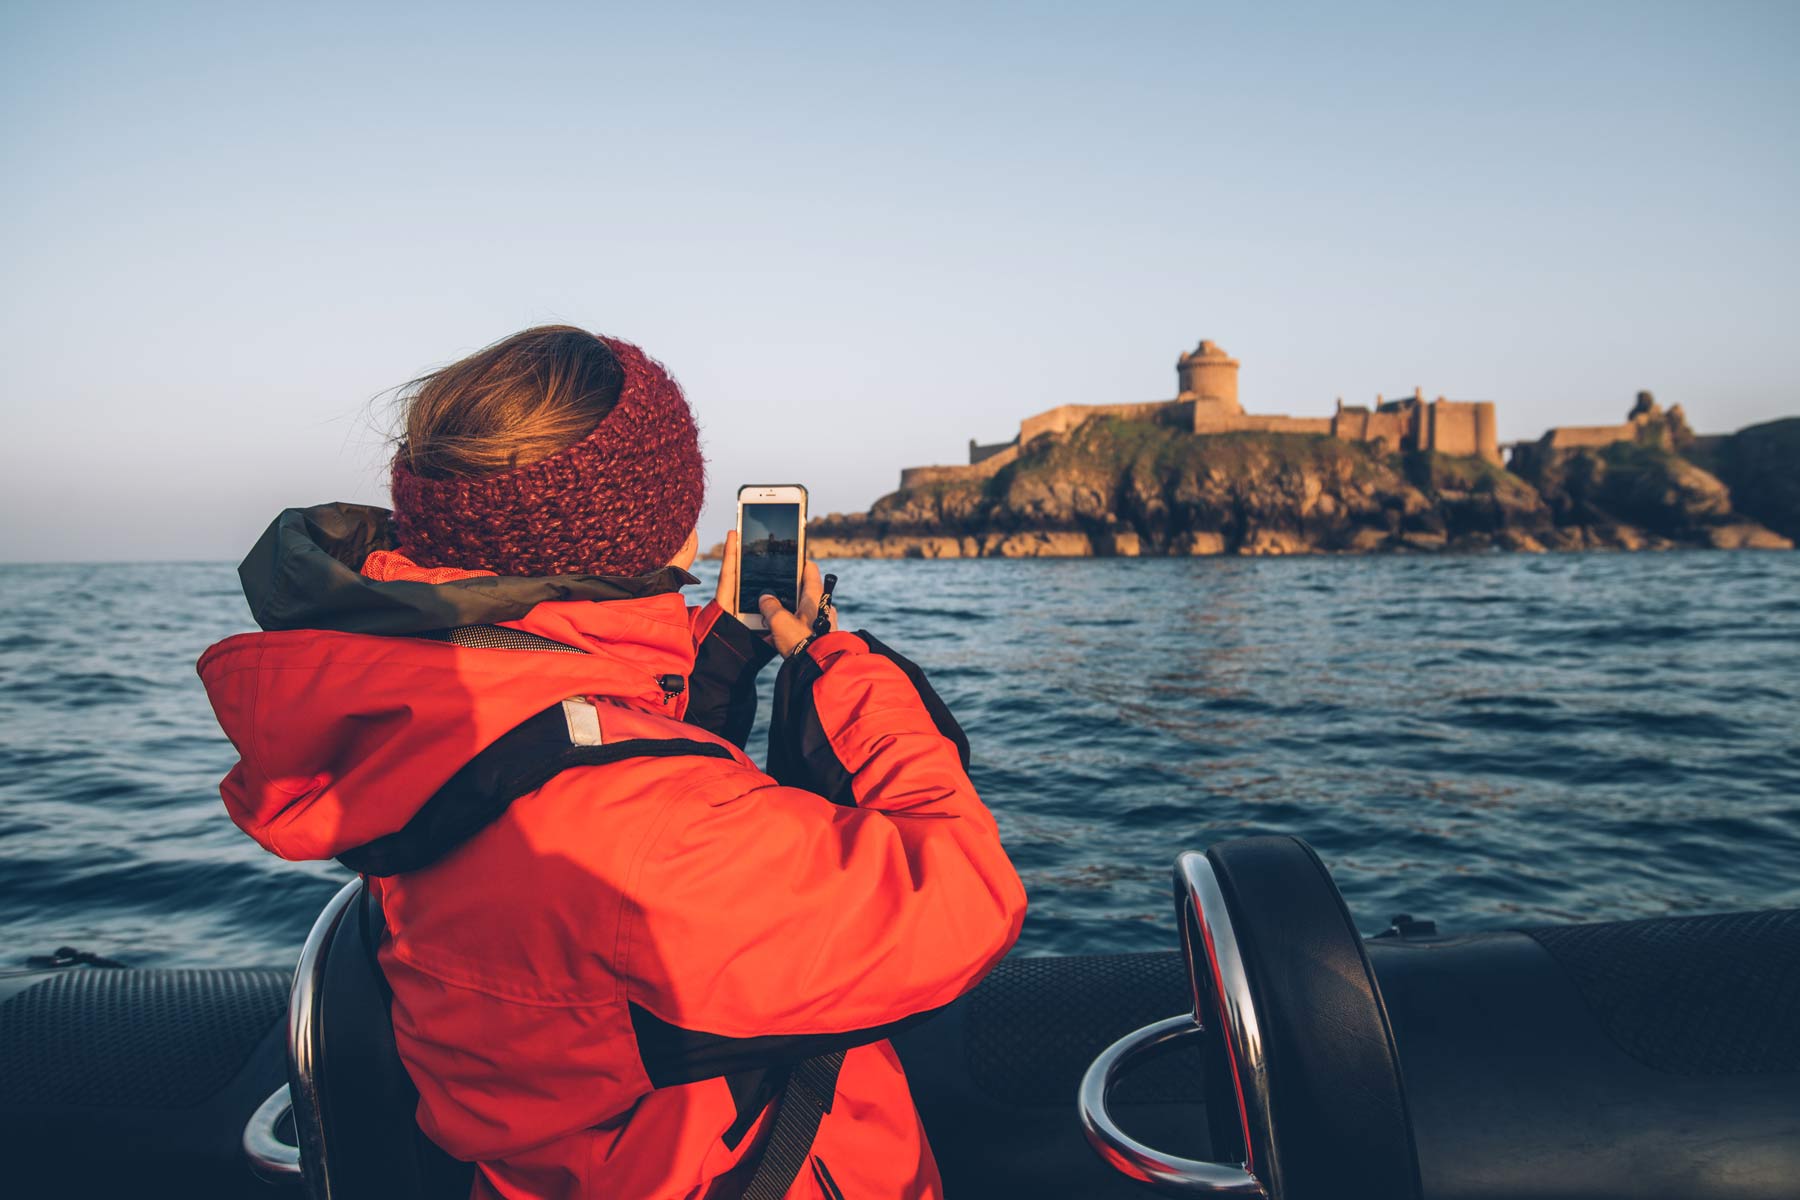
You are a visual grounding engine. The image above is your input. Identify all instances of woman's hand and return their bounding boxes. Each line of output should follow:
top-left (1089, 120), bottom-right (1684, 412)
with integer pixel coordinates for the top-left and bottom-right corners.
top-left (716, 533), bottom-right (837, 656)
top-left (714, 530), bottom-right (741, 616)
top-left (759, 561), bottom-right (838, 657)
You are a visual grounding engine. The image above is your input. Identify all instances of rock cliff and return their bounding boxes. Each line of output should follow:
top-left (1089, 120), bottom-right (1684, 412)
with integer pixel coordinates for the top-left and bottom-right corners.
top-left (1688, 418), bottom-right (1800, 542)
top-left (807, 417), bottom-right (1791, 558)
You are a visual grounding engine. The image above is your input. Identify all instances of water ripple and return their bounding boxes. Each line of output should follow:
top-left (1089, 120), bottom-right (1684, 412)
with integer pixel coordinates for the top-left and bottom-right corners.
top-left (3, 553), bottom-right (1799, 968)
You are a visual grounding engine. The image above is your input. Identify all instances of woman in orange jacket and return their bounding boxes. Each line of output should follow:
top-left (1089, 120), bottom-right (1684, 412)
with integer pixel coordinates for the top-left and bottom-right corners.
top-left (198, 326), bottom-right (1027, 1199)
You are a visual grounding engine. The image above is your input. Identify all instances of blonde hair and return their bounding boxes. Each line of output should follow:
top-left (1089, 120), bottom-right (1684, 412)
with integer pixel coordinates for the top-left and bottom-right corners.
top-left (396, 325), bottom-right (624, 480)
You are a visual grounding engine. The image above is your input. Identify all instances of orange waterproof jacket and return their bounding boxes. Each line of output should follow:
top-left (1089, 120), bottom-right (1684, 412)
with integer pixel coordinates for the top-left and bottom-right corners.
top-left (197, 505), bottom-right (1026, 1199)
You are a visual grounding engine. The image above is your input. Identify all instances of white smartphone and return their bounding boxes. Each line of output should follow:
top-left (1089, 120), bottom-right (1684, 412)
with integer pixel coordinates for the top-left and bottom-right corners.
top-left (734, 484), bottom-right (808, 631)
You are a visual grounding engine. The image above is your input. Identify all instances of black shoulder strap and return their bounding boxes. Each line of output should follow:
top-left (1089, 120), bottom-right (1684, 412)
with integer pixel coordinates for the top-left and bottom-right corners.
top-left (337, 706), bottom-right (733, 877)
top-left (737, 1051), bottom-right (845, 1200)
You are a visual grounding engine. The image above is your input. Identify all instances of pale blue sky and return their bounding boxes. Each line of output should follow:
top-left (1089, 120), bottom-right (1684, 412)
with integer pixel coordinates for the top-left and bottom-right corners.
top-left (3, 1), bottom-right (1796, 562)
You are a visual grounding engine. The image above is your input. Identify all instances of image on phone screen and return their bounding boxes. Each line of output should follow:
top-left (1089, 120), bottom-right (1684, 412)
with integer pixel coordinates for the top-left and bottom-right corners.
top-left (738, 503), bottom-right (801, 614)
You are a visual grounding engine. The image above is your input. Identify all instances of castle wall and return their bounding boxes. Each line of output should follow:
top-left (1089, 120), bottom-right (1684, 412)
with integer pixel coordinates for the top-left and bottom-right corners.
top-left (1189, 399), bottom-right (1242, 432)
top-left (1190, 412), bottom-right (1233, 434)
top-left (1372, 409), bottom-right (1411, 450)
top-left (1332, 408), bottom-right (1372, 442)
top-left (1195, 412), bottom-right (1331, 435)
top-left (1475, 403), bottom-right (1498, 464)
top-left (1427, 400), bottom-right (1489, 459)
top-left (1331, 406), bottom-right (1410, 452)
top-left (1240, 415), bottom-right (1332, 436)
top-left (899, 441), bottom-right (1019, 490)
top-left (1536, 399), bottom-right (1684, 457)
top-left (1018, 404), bottom-right (1090, 444)
top-left (969, 437), bottom-right (1015, 465)
top-left (1019, 400), bottom-right (1189, 444)
top-left (1544, 424), bottom-right (1636, 450)
top-left (1330, 397), bottom-right (1499, 462)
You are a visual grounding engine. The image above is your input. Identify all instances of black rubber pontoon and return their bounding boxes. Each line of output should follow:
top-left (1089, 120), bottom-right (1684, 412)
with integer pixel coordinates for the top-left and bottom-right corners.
top-left (4, 837), bottom-right (1797, 1198)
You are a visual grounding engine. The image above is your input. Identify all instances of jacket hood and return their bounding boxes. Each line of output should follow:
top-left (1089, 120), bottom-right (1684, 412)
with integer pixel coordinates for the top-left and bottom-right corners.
top-left (200, 503), bottom-right (706, 864)
top-left (240, 502), bottom-right (697, 634)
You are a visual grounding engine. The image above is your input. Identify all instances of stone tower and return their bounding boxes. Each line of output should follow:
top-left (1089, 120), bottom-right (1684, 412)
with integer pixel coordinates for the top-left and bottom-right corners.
top-left (1177, 339), bottom-right (1241, 414)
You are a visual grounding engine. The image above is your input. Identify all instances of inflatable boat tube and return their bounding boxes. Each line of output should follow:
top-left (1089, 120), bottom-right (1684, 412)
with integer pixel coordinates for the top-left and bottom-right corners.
top-left (2, 836), bottom-right (1796, 1199)
top-left (0, 948), bottom-right (1202, 1198)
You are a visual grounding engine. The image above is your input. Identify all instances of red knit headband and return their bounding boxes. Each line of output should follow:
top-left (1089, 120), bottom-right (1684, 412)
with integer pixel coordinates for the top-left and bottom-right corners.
top-left (390, 337), bottom-right (705, 578)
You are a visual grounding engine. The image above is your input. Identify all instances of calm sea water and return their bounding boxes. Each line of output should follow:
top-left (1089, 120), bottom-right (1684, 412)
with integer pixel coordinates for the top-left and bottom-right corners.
top-left (2, 552), bottom-right (1797, 971)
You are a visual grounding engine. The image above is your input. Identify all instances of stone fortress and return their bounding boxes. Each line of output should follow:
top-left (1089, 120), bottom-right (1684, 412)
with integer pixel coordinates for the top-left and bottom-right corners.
top-left (896, 339), bottom-right (1680, 490)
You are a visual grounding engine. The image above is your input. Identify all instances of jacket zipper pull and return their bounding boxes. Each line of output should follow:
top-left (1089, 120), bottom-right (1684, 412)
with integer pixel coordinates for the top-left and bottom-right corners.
top-left (657, 674), bottom-right (686, 707)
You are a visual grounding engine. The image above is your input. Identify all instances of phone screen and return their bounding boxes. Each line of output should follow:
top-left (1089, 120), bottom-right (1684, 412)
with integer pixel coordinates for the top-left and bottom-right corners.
top-left (738, 503), bottom-right (801, 615)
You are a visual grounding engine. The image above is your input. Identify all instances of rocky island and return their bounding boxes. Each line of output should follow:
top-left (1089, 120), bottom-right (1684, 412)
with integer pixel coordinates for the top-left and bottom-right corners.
top-left (806, 341), bottom-right (1797, 558)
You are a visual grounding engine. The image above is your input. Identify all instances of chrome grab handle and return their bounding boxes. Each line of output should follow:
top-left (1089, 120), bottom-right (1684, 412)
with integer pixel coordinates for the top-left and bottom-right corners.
top-left (1078, 1016), bottom-right (1264, 1194)
top-left (244, 1083), bottom-right (303, 1180)
top-left (246, 878), bottom-right (364, 1191)
top-left (1078, 849), bottom-right (1269, 1195)
top-left (288, 878), bottom-right (363, 1200)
